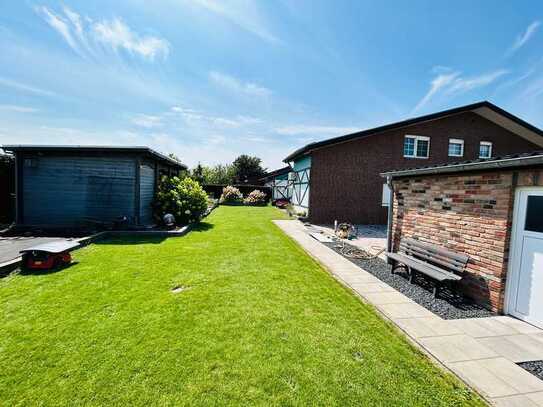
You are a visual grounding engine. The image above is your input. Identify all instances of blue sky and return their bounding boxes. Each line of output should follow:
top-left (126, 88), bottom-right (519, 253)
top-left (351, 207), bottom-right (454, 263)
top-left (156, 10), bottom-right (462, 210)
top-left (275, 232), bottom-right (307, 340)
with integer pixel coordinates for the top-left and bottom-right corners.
top-left (0, 1), bottom-right (541, 169)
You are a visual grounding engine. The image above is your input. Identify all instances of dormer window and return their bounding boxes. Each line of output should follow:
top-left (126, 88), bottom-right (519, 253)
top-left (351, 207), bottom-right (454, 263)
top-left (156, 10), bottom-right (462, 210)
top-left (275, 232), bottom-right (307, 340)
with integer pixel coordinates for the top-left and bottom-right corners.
top-left (404, 135), bottom-right (430, 158)
top-left (448, 139), bottom-right (464, 157)
top-left (479, 141), bottom-right (493, 159)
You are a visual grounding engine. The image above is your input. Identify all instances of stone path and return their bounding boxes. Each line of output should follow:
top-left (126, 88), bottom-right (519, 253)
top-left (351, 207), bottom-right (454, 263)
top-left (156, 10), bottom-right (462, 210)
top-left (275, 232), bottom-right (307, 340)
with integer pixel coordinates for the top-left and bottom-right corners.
top-left (274, 219), bottom-right (543, 407)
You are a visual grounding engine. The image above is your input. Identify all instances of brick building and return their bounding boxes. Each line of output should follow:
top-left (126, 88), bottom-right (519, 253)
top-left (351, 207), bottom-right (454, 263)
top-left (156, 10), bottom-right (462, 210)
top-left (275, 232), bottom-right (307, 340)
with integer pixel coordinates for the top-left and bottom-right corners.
top-left (382, 152), bottom-right (543, 327)
top-left (284, 101), bottom-right (543, 224)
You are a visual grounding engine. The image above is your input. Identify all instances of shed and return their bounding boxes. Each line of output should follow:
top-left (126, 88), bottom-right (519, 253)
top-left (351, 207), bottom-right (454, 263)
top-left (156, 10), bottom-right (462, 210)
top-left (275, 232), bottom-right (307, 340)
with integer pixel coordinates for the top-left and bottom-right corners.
top-left (2, 145), bottom-right (186, 227)
top-left (382, 151), bottom-right (543, 328)
top-left (260, 166), bottom-right (292, 201)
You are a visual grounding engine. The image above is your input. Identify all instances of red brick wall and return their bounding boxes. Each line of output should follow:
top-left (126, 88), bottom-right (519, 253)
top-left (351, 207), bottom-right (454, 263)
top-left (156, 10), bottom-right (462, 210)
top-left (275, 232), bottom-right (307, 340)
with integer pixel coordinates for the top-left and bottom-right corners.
top-left (309, 112), bottom-right (540, 225)
top-left (390, 168), bottom-right (543, 312)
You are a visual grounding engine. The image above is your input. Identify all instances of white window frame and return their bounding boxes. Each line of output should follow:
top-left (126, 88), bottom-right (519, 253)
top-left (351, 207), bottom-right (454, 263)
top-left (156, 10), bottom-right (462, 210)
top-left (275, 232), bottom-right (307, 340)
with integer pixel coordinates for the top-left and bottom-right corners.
top-left (479, 141), bottom-right (493, 159)
top-left (404, 135), bottom-right (430, 159)
top-left (448, 138), bottom-right (464, 157)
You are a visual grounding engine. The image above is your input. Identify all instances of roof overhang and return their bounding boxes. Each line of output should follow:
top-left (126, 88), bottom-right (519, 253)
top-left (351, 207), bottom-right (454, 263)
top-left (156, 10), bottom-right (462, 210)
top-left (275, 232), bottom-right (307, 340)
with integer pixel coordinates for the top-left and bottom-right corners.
top-left (1, 144), bottom-right (186, 169)
top-left (381, 152), bottom-right (543, 179)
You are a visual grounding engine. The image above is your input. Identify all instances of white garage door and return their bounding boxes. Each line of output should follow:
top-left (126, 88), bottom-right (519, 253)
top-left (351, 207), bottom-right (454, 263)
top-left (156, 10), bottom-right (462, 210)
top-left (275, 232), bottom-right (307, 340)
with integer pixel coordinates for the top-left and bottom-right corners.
top-left (507, 188), bottom-right (543, 328)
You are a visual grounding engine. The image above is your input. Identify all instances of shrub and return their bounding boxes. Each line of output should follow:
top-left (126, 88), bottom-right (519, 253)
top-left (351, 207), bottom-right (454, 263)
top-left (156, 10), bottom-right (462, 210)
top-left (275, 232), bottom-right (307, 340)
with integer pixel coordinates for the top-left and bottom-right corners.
top-left (219, 186), bottom-right (243, 204)
top-left (244, 189), bottom-right (267, 206)
top-left (153, 176), bottom-right (208, 225)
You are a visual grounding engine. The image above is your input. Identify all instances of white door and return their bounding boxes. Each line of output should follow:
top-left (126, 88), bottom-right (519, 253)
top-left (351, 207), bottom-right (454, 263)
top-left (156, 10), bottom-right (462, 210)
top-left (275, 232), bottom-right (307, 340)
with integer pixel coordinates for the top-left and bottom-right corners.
top-left (507, 188), bottom-right (543, 328)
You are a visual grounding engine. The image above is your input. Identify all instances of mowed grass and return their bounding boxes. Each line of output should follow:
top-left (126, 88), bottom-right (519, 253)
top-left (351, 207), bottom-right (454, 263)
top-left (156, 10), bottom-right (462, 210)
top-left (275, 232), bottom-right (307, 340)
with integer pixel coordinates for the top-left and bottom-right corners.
top-left (0, 206), bottom-right (484, 406)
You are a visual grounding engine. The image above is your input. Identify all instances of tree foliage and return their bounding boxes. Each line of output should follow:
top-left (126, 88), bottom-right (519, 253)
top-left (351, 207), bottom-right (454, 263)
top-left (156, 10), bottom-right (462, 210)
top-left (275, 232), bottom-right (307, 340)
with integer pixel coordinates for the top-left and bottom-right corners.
top-left (231, 155), bottom-right (266, 183)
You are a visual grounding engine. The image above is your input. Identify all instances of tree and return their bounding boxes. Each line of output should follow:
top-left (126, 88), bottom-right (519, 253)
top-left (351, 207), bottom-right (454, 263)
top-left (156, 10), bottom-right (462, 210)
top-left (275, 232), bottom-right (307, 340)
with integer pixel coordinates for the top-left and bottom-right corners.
top-left (202, 164), bottom-right (235, 185)
top-left (191, 163), bottom-right (205, 185)
top-left (231, 155), bottom-right (266, 184)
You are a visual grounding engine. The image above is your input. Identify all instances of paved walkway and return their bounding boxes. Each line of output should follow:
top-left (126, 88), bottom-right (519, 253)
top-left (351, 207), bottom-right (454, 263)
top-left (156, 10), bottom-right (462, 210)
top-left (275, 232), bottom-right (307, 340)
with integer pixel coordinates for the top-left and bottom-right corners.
top-left (274, 220), bottom-right (543, 407)
top-left (311, 224), bottom-right (387, 260)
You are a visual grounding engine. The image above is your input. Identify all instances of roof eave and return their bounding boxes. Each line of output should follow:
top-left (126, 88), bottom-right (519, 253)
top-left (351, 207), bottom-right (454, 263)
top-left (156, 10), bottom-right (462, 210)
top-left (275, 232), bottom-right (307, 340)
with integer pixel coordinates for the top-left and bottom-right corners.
top-left (381, 154), bottom-right (543, 179)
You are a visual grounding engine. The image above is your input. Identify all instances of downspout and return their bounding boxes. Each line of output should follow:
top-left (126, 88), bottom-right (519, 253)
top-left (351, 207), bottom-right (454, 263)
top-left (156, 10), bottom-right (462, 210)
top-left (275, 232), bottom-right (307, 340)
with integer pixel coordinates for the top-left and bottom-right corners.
top-left (386, 175), bottom-right (394, 258)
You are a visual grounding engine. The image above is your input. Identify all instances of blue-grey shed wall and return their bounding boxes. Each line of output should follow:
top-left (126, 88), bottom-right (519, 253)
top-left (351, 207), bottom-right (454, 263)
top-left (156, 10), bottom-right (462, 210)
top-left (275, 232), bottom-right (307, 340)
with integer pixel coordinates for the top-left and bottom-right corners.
top-left (139, 162), bottom-right (155, 225)
top-left (22, 155), bottom-right (137, 226)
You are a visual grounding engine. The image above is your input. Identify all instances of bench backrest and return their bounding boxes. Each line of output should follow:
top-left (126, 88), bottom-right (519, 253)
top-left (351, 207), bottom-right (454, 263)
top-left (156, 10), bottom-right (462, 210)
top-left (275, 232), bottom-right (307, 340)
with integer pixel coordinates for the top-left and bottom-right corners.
top-left (399, 238), bottom-right (469, 275)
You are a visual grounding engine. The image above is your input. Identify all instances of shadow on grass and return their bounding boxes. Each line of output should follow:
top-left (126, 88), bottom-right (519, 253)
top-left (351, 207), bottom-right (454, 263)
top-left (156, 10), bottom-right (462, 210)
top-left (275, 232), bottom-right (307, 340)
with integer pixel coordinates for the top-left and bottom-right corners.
top-left (94, 222), bottom-right (215, 245)
top-left (18, 261), bottom-right (80, 276)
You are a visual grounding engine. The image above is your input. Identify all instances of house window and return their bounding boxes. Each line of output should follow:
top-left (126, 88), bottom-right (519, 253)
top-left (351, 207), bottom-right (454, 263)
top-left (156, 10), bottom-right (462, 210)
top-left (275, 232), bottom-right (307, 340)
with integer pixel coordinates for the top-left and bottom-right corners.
top-left (382, 183), bottom-right (391, 207)
top-left (479, 141), bottom-right (493, 159)
top-left (448, 139), bottom-right (464, 157)
top-left (404, 135), bottom-right (430, 158)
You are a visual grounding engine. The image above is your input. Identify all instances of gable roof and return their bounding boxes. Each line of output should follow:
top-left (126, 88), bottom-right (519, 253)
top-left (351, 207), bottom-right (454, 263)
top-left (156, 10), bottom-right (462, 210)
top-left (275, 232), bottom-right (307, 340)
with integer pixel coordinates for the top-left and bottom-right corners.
top-left (283, 101), bottom-right (543, 162)
top-left (381, 150), bottom-right (543, 179)
top-left (1, 145), bottom-right (186, 169)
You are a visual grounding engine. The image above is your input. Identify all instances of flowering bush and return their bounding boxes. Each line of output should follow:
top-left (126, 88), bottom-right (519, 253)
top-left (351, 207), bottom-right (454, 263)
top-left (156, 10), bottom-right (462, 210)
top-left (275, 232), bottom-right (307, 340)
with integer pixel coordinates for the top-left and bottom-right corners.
top-left (243, 189), bottom-right (267, 206)
top-left (219, 186), bottom-right (243, 204)
top-left (153, 176), bottom-right (208, 225)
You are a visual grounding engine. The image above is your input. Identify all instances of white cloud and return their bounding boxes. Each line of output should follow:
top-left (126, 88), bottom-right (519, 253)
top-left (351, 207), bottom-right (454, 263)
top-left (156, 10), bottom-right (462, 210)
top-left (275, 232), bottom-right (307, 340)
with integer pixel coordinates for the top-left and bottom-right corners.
top-left (191, 0), bottom-right (279, 43)
top-left (0, 104), bottom-right (38, 113)
top-left (412, 71), bottom-right (459, 113)
top-left (275, 124), bottom-right (360, 137)
top-left (413, 68), bottom-right (508, 113)
top-left (0, 76), bottom-right (58, 97)
top-left (93, 18), bottom-right (170, 60)
top-left (508, 21), bottom-right (541, 55)
top-left (132, 114), bottom-right (163, 128)
top-left (35, 6), bottom-right (80, 54)
top-left (209, 71), bottom-right (272, 97)
top-left (35, 6), bottom-right (169, 61)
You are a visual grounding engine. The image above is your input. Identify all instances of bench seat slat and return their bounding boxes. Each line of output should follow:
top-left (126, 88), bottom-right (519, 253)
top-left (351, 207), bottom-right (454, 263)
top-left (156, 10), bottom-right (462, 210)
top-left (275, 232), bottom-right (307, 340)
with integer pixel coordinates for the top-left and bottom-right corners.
top-left (403, 238), bottom-right (469, 263)
top-left (387, 252), bottom-right (462, 282)
top-left (398, 244), bottom-right (466, 272)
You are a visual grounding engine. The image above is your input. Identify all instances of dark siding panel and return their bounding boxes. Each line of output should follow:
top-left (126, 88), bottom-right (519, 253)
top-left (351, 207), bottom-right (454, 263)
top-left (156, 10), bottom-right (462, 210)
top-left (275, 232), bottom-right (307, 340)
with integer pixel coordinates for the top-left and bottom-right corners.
top-left (139, 163), bottom-right (155, 225)
top-left (23, 156), bottom-right (136, 226)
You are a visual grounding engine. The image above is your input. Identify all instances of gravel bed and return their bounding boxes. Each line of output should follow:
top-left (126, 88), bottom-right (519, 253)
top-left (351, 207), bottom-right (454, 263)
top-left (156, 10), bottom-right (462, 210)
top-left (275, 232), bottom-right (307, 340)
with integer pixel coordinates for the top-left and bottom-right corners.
top-left (323, 241), bottom-right (494, 320)
top-left (518, 361), bottom-right (543, 381)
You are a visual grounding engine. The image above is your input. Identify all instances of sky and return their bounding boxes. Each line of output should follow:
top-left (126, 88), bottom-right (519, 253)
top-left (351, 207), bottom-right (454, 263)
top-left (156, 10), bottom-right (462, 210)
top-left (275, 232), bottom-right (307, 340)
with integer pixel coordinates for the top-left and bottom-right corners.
top-left (0, 1), bottom-right (542, 169)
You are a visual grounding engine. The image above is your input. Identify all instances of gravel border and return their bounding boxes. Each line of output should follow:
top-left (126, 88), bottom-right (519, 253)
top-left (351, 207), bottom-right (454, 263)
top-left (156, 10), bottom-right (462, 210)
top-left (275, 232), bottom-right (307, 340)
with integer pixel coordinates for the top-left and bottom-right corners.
top-left (517, 361), bottom-right (543, 381)
top-left (323, 240), bottom-right (495, 320)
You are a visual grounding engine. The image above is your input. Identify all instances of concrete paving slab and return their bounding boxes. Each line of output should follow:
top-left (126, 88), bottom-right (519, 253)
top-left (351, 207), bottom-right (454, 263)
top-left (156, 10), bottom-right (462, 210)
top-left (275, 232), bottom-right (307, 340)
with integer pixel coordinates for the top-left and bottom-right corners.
top-left (491, 394), bottom-right (541, 407)
top-left (349, 281), bottom-right (396, 294)
top-left (493, 316), bottom-right (543, 334)
top-left (449, 317), bottom-right (519, 338)
top-left (363, 291), bottom-right (413, 305)
top-left (395, 316), bottom-right (463, 338)
top-left (419, 334), bottom-right (498, 363)
top-left (378, 302), bottom-right (434, 319)
top-left (478, 335), bottom-right (543, 363)
top-left (527, 392), bottom-right (543, 406)
top-left (531, 333), bottom-right (543, 344)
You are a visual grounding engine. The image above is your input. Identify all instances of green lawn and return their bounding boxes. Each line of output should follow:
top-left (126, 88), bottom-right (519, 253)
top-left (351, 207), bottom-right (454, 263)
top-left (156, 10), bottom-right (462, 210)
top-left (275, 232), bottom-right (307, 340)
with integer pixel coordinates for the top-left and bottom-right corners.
top-left (0, 206), bottom-right (484, 406)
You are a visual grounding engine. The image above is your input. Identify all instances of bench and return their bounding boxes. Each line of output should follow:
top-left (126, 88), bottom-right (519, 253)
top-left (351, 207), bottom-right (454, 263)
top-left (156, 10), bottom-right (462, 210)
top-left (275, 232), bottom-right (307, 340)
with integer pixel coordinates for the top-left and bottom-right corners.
top-left (387, 238), bottom-right (469, 298)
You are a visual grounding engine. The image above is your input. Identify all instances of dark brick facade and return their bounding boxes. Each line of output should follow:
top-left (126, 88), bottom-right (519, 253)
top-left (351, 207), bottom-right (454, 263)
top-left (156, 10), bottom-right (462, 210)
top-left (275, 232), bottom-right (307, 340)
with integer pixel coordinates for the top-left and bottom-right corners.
top-left (390, 167), bottom-right (543, 312)
top-left (309, 112), bottom-right (540, 224)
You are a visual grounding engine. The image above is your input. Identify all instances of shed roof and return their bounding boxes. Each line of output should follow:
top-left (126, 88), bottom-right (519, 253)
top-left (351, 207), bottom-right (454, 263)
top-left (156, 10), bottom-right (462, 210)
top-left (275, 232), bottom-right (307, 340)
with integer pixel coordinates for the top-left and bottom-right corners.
top-left (283, 101), bottom-right (543, 162)
top-left (381, 151), bottom-right (543, 179)
top-left (1, 145), bottom-right (186, 169)
top-left (260, 166), bottom-right (291, 181)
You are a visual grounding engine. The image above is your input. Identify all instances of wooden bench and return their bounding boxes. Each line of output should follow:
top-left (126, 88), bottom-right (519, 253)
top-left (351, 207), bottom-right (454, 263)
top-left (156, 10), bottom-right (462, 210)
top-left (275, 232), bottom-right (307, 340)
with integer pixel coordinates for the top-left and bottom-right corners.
top-left (387, 238), bottom-right (469, 298)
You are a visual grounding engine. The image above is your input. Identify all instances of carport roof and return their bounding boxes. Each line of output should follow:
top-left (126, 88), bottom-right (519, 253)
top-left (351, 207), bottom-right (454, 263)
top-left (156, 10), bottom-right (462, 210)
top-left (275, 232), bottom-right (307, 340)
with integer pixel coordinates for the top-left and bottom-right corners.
top-left (1, 144), bottom-right (186, 169)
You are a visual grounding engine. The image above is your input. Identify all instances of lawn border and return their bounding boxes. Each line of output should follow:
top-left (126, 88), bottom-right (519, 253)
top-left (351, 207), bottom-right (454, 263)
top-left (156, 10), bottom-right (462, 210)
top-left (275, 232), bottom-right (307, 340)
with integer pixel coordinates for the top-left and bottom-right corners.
top-left (272, 219), bottom-right (490, 406)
